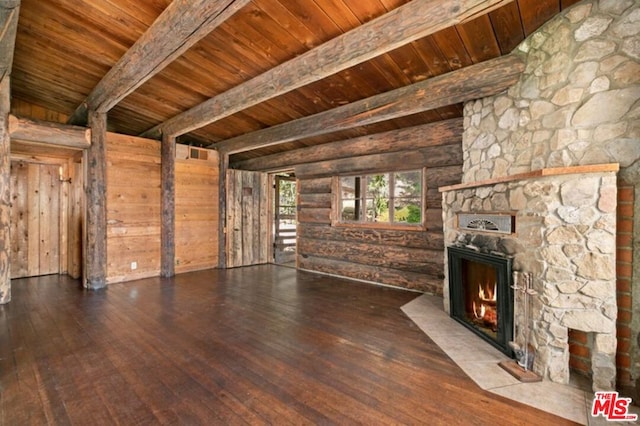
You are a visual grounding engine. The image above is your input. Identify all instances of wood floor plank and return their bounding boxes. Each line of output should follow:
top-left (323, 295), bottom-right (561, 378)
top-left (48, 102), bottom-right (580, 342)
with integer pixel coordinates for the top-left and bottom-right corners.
top-left (0, 267), bottom-right (578, 425)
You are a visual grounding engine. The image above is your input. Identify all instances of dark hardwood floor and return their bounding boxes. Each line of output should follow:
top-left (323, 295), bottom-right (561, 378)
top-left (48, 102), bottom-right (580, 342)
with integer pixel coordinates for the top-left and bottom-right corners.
top-left (1, 266), bottom-right (575, 425)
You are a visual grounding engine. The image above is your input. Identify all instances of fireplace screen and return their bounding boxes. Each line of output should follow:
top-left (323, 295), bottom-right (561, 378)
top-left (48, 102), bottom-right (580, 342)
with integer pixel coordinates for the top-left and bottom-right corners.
top-left (448, 246), bottom-right (513, 356)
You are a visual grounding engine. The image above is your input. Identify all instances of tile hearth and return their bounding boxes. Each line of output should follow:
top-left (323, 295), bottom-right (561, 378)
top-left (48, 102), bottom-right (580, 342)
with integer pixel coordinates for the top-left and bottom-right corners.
top-left (402, 294), bottom-right (639, 425)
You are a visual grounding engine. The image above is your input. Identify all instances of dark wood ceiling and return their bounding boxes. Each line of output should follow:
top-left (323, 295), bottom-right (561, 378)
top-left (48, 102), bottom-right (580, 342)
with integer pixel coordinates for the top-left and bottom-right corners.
top-left (10, 0), bottom-right (580, 164)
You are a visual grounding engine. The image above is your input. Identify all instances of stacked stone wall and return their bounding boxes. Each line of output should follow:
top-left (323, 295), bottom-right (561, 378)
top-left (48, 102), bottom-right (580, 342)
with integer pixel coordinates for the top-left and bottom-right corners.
top-left (448, 0), bottom-right (639, 392)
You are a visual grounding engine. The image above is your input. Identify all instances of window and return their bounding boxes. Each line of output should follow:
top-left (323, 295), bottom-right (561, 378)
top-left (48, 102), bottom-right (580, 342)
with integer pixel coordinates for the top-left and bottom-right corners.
top-left (336, 169), bottom-right (424, 229)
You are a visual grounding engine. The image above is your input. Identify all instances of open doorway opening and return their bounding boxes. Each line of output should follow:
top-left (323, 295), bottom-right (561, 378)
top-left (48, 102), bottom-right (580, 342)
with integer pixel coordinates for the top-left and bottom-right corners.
top-left (272, 173), bottom-right (296, 267)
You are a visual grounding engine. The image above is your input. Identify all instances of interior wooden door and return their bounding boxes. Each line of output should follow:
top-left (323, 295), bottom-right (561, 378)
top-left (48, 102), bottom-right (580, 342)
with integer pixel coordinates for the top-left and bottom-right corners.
top-left (10, 161), bottom-right (61, 278)
top-left (226, 169), bottom-right (269, 268)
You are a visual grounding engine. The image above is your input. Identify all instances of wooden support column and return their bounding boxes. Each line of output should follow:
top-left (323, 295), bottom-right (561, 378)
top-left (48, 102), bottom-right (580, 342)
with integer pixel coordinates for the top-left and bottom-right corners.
top-left (218, 151), bottom-right (228, 269)
top-left (161, 133), bottom-right (175, 277)
top-left (85, 111), bottom-right (107, 289)
top-left (0, 76), bottom-right (11, 304)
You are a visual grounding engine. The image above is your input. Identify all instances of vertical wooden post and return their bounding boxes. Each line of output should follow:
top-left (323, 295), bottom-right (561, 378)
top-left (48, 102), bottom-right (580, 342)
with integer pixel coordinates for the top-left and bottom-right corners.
top-left (0, 76), bottom-right (11, 303)
top-left (161, 133), bottom-right (175, 277)
top-left (85, 110), bottom-right (107, 289)
top-left (218, 151), bottom-right (228, 269)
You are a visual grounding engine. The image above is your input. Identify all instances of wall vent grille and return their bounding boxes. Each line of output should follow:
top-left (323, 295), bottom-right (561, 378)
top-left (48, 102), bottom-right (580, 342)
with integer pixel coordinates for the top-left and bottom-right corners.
top-left (458, 213), bottom-right (514, 234)
top-left (189, 148), bottom-right (208, 160)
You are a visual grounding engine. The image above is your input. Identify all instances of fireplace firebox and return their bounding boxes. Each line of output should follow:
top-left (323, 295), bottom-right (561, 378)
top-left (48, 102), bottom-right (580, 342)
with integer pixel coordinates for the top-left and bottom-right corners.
top-left (448, 246), bottom-right (514, 356)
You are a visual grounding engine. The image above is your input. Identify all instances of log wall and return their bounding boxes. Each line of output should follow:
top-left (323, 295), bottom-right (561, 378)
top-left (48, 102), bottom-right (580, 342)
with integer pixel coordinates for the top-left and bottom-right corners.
top-left (295, 146), bottom-right (462, 295)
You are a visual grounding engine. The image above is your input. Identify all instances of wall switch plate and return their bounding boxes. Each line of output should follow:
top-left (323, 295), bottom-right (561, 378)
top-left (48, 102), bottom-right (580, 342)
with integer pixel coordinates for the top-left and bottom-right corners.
top-left (131, 261), bottom-right (137, 270)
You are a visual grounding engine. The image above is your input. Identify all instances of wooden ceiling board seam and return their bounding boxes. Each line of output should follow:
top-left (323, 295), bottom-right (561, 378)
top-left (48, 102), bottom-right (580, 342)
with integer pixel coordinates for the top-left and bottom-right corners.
top-left (340, 0), bottom-right (388, 26)
top-left (252, 0), bottom-right (323, 50)
top-left (279, 0), bottom-right (344, 43)
top-left (99, 0), bottom-right (170, 28)
top-left (411, 35), bottom-right (455, 77)
top-left (14, 32), bottom-right (112, 83)
top-left (307, 0), bottom-right (361, 33)
top-left (19, 1), bottom-right (131, 64)
top-left (377, 0), bottom-right (411, 12)
top-left (517, 0), bottom-right (559, 37)
top-left (180, 32), bottom-right (264, 85)
top-left (10, 69), bottom-right (92, 109)
top-left (455, 14), bottom-right (502, 63)
top-left (430, 26), bottom-right (474, 70)
top-left (228, 4), bottom-right (308, 64)
top-left (140, 51), bottom-right (237, 102)
top-left (488, 1), bottom-right (525, 54)
top-left (385, 46), bottom-right (432, 85)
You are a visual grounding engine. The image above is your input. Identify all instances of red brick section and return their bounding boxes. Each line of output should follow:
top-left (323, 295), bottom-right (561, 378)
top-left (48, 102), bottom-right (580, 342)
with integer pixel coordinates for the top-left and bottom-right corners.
top-left (569, 185), bottom-right (635, 386)
top-left (569, 329), bottom-right (591, 377)
top-left (616, 185), bottom-right (634, 387)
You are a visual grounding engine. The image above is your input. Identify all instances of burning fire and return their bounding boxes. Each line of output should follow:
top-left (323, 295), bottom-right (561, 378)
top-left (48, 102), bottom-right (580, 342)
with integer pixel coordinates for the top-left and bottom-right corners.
top-left (473, 282), bottom-right (497, 330)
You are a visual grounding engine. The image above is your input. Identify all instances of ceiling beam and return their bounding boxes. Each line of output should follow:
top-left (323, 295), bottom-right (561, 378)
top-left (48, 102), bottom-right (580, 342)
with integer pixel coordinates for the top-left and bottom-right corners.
top-left (211, 54), bottom-right (524, 155)
top-left (67, 0), bottom-right (251, 126)
top-left (9, 115), bottom-right (90, 149)
top-left (0, 0), bottom-right (20, 82)
top-left (141, 0), bottom-right (514, 139)
top-left (233, 118), bottom-right (463, 172)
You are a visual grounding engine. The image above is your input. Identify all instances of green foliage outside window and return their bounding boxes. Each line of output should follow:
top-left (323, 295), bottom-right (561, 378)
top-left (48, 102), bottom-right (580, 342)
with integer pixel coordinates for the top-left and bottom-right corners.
top-left (339, 170), bottom-right (423, 226)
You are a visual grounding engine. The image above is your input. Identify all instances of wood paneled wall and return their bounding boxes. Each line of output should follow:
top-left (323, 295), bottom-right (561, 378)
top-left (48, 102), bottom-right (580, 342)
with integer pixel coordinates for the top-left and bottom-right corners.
top-left (106, 133), bottom-right (162, 283)
top-left (175, 145), bottom-right (219, 274)
top-left (295, 147), bottom-right (462, 295)
top-left (106, 135), bottom-right (219, 283)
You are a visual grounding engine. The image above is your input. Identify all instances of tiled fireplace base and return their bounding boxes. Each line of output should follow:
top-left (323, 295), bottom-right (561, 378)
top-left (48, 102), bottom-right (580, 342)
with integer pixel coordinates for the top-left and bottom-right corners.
top-left (402, 294), bottom-right (640, 425)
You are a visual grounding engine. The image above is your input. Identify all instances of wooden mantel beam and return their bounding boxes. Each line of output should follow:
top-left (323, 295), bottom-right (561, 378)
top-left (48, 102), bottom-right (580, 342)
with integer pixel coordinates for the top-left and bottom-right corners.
top-left (142, 0), bottom-right (513, 139)
top-left (67, 0), bottom-right (251, 125)
top-left (212, 54), bottom-right (524, 155)
top-left (0, 0), bottom-right (20, 82)
top-left (9, 115), bottom-right (91, 149)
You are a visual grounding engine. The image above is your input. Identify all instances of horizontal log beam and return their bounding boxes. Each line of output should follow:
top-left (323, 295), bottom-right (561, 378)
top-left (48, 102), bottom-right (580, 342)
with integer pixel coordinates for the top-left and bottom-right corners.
top-left (298, 255), bottom-right (443, 294)
top-left (212, 54), bottom-right (524, 154)
top-left (298, 237), bottom-right (444, 275)
top-left (233, 118), bottom-right (463, 171)
top-left (142, 0), bottom-right (513, 139)
top-left (298, 223), bottom-right (445, 250)
top-left (0, 0), bottom-right (20, 81)
top-left (68, 0), bottom-right (251, 125)
top-left (298, 178), bottom-right (332, 195)
top-left (9, 115), bottom-right (90, 149)
top-left (294, 144), bottom-right (462, 179)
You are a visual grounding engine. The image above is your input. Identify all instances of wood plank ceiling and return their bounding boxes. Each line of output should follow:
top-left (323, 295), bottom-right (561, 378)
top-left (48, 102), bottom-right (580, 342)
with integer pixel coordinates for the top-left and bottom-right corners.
top-left (10, 0), bottom-right (581, 164)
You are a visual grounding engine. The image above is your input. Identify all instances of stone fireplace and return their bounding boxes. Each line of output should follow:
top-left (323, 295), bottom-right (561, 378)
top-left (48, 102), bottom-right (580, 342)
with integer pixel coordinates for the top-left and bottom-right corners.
top-left (435, 0), bottom-right (640, 393)
top-left (441, 165), bottom-right (619, 391)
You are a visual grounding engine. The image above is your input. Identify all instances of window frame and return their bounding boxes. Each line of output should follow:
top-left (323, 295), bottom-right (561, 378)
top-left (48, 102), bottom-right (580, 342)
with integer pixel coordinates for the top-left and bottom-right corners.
top-left (332, 167), bottom-right (428, 231)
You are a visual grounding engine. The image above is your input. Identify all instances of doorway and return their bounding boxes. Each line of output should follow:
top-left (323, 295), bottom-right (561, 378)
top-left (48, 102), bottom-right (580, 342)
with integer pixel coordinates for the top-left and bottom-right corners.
top-left (272, 173), bottom-right (297, 266)
top-left (10, 161), bottom-right (62, 278)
